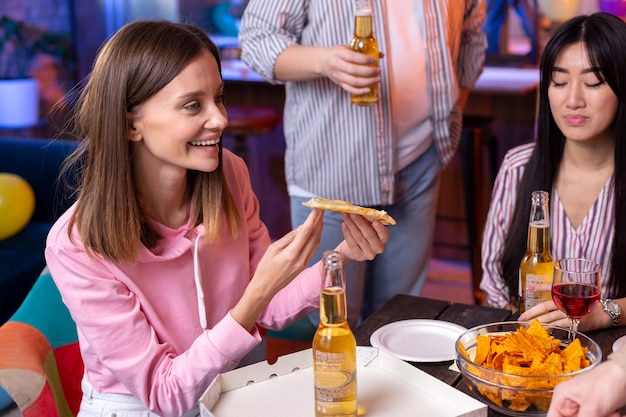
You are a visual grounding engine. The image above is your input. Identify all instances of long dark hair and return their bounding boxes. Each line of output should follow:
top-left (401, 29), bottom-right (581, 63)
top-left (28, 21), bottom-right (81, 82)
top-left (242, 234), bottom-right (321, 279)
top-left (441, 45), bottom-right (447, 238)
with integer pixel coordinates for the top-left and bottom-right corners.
top-left (500, 12), bottom-right (626, 303)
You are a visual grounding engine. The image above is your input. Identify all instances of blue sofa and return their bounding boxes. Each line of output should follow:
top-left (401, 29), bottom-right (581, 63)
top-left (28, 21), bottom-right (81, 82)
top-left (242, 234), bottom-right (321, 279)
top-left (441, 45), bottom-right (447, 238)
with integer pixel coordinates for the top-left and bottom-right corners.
top-left (0, 137), bottom-right (79, 324)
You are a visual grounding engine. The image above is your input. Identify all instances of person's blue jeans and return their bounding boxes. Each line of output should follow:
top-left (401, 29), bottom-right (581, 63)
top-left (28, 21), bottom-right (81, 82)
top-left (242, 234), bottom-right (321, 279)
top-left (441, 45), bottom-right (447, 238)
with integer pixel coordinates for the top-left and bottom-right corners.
top-left (483, 0), bottom-right (536, 55)
top-left (290, 143), bottom-right (442, 327)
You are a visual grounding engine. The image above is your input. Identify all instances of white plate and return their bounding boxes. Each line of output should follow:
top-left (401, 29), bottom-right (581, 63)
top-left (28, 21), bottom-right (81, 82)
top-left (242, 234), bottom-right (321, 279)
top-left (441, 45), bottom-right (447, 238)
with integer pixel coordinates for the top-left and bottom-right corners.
top-left (370, 319), bottom-right (467, 362)
top-left (613, 335), bottom-right (626, 353)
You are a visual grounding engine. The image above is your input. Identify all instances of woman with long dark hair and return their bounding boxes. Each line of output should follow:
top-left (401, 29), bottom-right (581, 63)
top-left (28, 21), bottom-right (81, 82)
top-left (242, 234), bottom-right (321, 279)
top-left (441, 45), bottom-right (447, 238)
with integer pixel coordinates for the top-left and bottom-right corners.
top-left (481, 12), bottom-right (626, 331)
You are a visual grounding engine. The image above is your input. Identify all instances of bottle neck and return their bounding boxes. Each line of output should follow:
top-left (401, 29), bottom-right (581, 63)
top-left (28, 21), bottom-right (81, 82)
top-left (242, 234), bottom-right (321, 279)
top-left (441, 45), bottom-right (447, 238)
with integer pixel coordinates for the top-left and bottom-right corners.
top-left (319, 286), bottom-right (348, 325)
top-left (527, 191), bottom-right (551, 254)
top-left (354, 13), bottom-right (373, 38)
top-left (527, 222), bottom-right (550, 253)
top-left (320, 250), bottom-right (348, 325)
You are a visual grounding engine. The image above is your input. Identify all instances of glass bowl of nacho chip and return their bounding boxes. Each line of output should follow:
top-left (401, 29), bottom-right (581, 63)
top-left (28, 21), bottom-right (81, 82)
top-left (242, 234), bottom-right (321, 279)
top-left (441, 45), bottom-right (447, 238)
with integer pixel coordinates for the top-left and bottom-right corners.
top-left (455, 320), bottom-right (602, 416)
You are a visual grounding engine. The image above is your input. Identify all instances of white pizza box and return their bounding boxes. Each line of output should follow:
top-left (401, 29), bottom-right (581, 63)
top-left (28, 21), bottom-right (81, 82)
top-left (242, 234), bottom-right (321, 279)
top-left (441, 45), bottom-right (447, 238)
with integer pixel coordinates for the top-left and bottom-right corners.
top-left (199, 346), bottom-right (487, 417)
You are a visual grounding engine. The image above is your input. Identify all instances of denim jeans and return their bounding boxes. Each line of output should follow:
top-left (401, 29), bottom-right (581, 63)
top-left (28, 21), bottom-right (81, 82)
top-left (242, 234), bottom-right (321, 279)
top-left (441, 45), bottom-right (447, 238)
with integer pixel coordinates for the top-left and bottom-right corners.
top-left (290, 143), bottom-right (442, 326)
top-left (483, 0), bottom-right (536, 55)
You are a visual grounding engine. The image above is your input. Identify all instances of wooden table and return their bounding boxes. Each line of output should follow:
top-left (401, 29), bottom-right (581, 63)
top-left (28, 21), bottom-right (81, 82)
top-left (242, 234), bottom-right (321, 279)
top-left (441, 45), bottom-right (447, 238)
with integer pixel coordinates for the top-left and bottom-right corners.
top-left (353, 294), bottom-right (626, 417)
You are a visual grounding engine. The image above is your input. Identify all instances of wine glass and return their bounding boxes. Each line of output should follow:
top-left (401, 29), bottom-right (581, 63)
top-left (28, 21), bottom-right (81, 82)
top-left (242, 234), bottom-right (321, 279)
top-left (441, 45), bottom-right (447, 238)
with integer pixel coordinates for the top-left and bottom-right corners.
top-left (552, 258), bottom-right (602, 342)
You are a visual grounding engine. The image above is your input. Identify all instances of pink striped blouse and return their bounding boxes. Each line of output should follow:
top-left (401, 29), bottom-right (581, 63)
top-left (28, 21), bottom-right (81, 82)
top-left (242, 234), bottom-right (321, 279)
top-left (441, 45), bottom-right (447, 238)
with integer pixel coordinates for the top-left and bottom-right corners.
top-left (480, 143), bottom-right (615, 308)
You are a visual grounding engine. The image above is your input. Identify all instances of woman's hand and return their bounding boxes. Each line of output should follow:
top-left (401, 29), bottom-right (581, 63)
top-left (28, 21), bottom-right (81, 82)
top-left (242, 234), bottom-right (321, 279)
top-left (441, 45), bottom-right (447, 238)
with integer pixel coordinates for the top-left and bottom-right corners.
top-left (518, 283), bottom-right (613, 331)
top-left (517, 282), bottom-right (565, 325)
top-left (518, 299), bottom-right (569, 327)
top-left (255, 208), bottom-right (324, 293)
top-left (334, 213), bottom-right (389, 263)
top-left (231, 209), bottom-right (324, 331)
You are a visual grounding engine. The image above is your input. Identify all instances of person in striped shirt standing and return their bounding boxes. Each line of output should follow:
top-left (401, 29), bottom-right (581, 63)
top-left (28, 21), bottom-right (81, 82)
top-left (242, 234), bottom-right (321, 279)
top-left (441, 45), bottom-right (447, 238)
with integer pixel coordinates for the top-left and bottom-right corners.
top-left (480, 12), bottom-right (626, 331)
top-left (239, 0), bottom-right (487, 326)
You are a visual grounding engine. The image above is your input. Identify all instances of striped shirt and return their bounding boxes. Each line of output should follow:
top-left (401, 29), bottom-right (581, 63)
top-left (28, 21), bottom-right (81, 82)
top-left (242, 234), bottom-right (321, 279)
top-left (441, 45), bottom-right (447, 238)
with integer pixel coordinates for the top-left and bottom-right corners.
top-left (239, 0), bottom-right (486, 205)
top-left (480, 143), bottom-right (616, 308)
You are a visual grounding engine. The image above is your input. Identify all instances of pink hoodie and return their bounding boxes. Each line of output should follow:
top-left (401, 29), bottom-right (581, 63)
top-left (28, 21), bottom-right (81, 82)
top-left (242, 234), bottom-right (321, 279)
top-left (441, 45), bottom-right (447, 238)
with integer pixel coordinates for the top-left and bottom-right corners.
top-left (45, 150), bottom-right (320, 416)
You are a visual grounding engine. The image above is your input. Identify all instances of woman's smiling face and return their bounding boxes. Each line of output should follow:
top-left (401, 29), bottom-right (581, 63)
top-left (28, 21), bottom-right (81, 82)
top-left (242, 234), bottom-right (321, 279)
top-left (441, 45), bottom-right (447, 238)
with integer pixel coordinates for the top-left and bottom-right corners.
top-left (548, 41), bottom-right (617, 144)
top-left (128, 49), bottom-right (228, 177)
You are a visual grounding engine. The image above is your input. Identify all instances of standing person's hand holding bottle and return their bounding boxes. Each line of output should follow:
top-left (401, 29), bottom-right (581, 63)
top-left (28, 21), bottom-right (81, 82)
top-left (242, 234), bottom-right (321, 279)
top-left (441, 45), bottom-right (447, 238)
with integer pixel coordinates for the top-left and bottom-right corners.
top-left (350, 0), bottom-right (379, 105)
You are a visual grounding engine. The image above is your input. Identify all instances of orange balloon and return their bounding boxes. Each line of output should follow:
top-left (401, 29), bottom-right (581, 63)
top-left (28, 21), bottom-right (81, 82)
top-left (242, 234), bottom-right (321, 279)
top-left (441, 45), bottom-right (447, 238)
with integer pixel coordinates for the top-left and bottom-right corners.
top-left (0, 173), bottom-right (35, 240)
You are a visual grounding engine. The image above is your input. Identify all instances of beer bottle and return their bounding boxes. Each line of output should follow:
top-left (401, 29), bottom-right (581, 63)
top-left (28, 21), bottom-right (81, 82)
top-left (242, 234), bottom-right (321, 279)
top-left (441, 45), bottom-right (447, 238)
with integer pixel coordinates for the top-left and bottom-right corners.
top-left (349, 0), bottom-right (379, 106)
top-left (519, 190), bottom-right (554, 313)
top-left (313, 251), bottom-right (357, 417)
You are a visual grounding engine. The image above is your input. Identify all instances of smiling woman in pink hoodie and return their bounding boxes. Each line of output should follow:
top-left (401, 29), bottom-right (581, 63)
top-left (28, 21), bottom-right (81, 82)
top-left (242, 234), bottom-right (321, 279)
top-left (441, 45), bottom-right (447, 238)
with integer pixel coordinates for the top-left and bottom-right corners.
top-left (44, 20), bottom-right (389, 417)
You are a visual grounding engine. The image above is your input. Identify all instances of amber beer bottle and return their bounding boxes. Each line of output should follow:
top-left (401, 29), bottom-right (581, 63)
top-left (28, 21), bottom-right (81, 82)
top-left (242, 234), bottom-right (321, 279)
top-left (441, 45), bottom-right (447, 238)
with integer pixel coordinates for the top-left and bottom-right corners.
top-left (519, 190), bottom-right (554, 313)
top-left (350, 0), bottom-right (379, 106)
top-left (313, 251), bottom-right (357, 417)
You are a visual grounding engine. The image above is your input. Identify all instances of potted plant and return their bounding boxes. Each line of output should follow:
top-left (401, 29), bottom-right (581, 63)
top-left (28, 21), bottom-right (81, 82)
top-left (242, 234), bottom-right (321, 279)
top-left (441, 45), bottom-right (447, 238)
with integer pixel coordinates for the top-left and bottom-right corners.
top-left (0, 15), bottom-right (74, 128)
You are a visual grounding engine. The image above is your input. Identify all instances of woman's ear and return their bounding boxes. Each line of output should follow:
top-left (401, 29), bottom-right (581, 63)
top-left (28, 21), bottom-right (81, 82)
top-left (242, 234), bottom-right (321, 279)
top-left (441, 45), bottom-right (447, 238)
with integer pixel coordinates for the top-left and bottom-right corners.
top-left (127, 112), bottom-right (142, 142)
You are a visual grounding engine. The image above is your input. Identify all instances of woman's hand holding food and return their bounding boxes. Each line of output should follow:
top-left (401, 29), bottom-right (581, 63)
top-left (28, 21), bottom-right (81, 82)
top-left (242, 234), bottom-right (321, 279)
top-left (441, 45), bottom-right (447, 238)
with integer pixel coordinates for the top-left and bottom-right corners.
top-left (335, 213), bottom-right (389, 263)
top-left (232, 209), bottom-right (324, 331)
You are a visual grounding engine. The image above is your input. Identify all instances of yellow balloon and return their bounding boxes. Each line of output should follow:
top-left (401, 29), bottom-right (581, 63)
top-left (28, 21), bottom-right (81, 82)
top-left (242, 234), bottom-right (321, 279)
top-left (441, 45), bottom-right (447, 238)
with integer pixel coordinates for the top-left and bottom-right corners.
top-left (538, 0), bottom-right (580, 22)
top-left (0, 173), bottom-right (35, 240)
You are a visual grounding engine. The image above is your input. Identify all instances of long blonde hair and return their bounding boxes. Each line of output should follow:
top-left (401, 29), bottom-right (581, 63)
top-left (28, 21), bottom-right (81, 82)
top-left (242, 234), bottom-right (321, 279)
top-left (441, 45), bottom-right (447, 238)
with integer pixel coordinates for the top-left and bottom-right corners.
top-left (65, 20), bottom-right (241, 263)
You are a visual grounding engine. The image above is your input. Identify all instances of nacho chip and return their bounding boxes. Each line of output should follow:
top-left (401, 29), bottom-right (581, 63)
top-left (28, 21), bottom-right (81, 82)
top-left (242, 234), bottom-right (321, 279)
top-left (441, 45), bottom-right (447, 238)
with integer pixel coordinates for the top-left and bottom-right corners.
top-left (561, 338), bottom-right (589, 372)
top-left (474, 335), bottom-right (491, 365)
top-left (457, 339), bottom-right (470, 360)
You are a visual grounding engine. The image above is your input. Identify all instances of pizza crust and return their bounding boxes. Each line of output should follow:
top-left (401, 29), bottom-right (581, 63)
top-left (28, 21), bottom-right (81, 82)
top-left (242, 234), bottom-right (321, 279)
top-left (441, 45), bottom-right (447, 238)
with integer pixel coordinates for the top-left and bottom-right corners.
top-left (302, 197), bottom-right (396, 225)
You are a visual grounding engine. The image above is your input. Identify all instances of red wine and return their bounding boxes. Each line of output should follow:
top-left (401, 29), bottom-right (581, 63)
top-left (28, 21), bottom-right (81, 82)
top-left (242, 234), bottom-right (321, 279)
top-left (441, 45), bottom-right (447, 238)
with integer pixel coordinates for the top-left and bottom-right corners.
top-left (552, 283), bottom-right (600, 319)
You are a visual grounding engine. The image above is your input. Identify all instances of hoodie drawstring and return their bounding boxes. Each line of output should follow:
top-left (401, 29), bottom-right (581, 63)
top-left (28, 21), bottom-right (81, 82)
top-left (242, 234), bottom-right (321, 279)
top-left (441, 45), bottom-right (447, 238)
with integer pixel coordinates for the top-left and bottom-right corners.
top-left (193, 233), bottom-right (207, 329)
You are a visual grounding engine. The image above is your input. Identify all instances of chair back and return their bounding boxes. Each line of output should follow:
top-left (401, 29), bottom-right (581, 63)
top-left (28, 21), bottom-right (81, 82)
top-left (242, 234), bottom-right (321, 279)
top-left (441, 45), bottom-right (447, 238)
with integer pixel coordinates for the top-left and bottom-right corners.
top-left (0, 269), bottom-right (83, 416)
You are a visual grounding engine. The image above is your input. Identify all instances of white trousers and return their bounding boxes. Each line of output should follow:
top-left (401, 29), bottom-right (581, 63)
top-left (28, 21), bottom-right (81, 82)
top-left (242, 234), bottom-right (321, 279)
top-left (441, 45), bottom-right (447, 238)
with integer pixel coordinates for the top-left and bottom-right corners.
top-left (78, 376), bottom-right (200, 417)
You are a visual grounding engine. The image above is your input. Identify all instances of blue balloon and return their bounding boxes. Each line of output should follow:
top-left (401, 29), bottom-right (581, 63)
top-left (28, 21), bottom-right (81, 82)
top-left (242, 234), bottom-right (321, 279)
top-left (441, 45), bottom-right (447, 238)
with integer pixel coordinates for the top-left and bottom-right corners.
top-left (599, 0), bottom-right (626, 18)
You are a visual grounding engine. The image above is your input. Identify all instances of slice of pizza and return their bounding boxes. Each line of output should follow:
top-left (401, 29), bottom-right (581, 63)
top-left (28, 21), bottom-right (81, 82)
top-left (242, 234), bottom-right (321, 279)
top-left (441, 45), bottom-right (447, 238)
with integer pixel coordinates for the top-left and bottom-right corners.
top-left (302, 197), bottom-right (396, 225)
